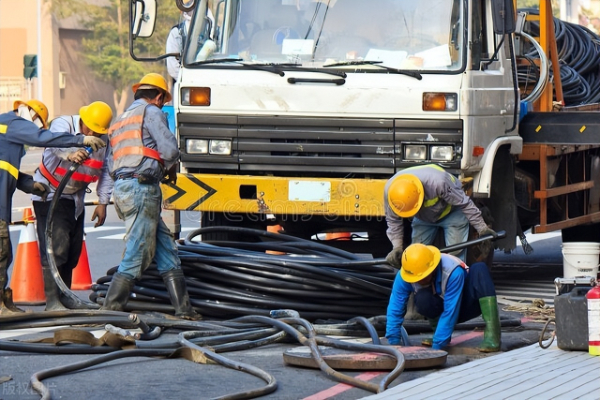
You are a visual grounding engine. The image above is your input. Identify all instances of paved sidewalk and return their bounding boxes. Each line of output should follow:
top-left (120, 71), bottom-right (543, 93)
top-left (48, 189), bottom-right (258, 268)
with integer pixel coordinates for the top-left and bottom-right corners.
top-left (363, 341), bottom-right (600, 400)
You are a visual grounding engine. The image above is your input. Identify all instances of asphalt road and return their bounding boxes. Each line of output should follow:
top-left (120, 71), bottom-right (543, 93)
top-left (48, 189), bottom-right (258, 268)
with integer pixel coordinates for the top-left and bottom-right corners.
top-left (0, 148), bottom-right (563, 400)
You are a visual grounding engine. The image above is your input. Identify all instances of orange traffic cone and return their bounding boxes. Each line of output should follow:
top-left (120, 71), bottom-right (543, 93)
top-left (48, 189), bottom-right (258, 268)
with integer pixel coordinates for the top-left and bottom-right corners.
top-left (266, 225), bottom-right (285, 255)
top-left (325, 232), bottom-right (352, 240)
top-left (71, 234), bottom-right (92, 290)
top-left (11, 208), bottom-right (46, 305)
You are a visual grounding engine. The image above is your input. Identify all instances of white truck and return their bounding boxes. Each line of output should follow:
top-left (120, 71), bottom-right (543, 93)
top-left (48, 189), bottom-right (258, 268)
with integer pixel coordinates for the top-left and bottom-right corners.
top-left (130, 0), bottom-right (600, 259)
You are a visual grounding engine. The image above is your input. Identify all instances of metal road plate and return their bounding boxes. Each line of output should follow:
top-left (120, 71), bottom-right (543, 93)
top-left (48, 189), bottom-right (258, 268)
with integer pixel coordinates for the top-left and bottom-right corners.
top-left (283, 345), bottom-right (447, 370)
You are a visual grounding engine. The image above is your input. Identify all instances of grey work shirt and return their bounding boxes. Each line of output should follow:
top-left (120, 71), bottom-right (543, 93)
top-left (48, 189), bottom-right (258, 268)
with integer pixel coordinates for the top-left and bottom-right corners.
top-left (32, 115), bottom-right (113, 218)
top-left (384, 165), bottom-right (487, 248)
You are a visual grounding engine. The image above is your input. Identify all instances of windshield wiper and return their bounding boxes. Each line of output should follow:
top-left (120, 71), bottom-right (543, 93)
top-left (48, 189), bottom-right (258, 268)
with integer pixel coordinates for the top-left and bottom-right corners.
top-left (324, 60), bottom-right (422, 80)
top-left (187, 57), bottom-right (243, 66)
top-left (239, 62), bottom-right (299, 76)
top-left (188, 59), bottom-right (346, 78)
top-left (240, 62), bottom-right (347, 78)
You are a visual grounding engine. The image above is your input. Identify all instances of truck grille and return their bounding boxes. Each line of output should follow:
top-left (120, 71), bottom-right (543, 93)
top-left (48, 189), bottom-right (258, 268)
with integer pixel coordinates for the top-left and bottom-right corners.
top-left (178, 114), bottom-right (462, 177)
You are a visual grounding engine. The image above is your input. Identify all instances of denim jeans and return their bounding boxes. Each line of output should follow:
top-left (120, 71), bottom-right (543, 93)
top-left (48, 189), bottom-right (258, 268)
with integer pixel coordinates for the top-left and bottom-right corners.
top-left (113, 178), bottom-right (180, 279)
top-left (411, 208), bottom-right (470, 261)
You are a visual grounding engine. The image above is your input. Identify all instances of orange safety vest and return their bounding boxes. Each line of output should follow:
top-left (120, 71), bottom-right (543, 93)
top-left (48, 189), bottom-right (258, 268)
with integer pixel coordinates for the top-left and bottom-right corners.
top-left (108, 104), bottom-right (163, 172)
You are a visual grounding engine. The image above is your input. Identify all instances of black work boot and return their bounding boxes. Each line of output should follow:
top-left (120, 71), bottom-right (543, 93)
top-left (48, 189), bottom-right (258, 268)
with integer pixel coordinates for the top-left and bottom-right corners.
top-left (100, 273), bottom-right (135, 311)
top-left (0, 287), bottom-right (25, 315)
top-left (42, 266), bottom-right (67, 311)
top-left (161, 269), bottom-right (201, 320)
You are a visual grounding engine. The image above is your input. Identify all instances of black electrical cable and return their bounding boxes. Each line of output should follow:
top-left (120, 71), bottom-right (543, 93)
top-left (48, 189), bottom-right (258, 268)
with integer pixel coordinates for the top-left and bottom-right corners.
top-left (88, 228), bottom-right (503, 320)
top-left (45, 147), bottom-right (99, 309)
top-left (519, 9), bottom-right (600, 106)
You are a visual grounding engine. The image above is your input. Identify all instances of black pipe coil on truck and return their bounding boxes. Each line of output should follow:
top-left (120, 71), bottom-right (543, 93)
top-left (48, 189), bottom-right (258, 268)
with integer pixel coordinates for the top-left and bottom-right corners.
top-left (519, 9), bottom-right (600, 106)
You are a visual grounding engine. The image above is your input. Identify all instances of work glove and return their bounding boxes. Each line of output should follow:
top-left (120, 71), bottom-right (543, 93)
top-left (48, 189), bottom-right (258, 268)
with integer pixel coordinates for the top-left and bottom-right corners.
top-left (82, 136), bottom-right (106, 152)
top-left (478, 227), bottom-right (498, 239)
top-left (32, 182), bottom-right (50, 201)
top-left (67, 149), bottom-right (90, 164)
top-left (385, 247), bottom-right (403, 268)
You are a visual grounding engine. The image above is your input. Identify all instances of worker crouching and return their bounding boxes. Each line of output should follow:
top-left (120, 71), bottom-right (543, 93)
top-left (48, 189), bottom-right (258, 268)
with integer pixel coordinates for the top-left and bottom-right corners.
top-left (386, 243), bottom-right (501, 352)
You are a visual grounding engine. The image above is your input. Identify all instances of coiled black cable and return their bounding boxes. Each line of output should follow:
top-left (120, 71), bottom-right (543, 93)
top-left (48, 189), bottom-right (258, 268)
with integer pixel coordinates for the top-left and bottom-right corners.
top-left (91, 226), bottom-right (396, 320)
top-left (520, 9), bottom-right (600, 106)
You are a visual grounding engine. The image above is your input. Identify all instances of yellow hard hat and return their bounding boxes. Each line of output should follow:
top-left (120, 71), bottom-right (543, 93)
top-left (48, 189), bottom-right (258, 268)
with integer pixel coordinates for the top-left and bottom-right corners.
top-left (400, 243), bottom-right (441, 283)
top-left (79, 101), bottom-right (113, 134)
top-left (387, 174), bottom-right (424, 218)
top-left (132, 73), bottom-right (172, 103)
top-left (13, 99), bottom-right (49, 128)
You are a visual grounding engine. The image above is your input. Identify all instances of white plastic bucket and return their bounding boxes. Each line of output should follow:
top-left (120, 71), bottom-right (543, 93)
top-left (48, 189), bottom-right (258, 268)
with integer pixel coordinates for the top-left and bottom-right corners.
top-left (561, 242), bottom-right (600, 278)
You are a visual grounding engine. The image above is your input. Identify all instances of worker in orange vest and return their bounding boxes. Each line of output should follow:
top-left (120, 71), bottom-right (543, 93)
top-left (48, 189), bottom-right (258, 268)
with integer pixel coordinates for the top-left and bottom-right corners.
top-left (101, 74), bottom-right (199, 320)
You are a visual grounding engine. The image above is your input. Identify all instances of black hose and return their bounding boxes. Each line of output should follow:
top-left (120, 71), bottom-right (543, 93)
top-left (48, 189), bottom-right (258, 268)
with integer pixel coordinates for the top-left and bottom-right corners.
top-left (45, 147), bottom-right (98, 309)
top-left (519, 10), bottom-right (600, 106)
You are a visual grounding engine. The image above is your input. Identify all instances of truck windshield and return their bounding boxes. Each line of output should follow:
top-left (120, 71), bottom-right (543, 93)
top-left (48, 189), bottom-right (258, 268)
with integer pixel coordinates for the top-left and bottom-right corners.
top-left (186, 0), bottom-right (464, 72)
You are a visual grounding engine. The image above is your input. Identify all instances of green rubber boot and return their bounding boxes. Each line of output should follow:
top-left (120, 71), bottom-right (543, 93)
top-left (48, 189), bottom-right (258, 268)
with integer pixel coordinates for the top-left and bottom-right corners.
top-left (421, 317), bottom-right (439, 347)
top-left (478, 296), bottom-right (501, 352)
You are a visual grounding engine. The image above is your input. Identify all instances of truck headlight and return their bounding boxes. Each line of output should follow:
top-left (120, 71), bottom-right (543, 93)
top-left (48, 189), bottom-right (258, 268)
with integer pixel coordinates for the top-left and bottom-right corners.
top-left (431, 145), bottom-right (454, 161)
top-left (404, 145), bottom-right (427, 160)
top-left (181, 87), bottom-right (211, 106)
top-left (209, 140), bottom-right (232, 155)
top-left (422, 93), bottom-right (457, 111)
top-left (186, 139), bottom-right (208, 154)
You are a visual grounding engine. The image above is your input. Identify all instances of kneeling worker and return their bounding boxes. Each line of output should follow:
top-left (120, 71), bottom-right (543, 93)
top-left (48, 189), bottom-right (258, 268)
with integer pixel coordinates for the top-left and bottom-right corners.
top-left (385, 243), bottom-right (501, 352)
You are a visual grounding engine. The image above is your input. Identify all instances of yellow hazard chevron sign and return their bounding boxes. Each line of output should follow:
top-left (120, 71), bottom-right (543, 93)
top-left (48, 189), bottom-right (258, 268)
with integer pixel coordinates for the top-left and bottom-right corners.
top-left (161, 173), bottom-right (387, 217)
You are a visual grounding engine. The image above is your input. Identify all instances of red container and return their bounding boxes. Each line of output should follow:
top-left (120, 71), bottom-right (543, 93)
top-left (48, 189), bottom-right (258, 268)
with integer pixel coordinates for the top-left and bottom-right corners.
top-left (586, 285), bottom-right (600, 356)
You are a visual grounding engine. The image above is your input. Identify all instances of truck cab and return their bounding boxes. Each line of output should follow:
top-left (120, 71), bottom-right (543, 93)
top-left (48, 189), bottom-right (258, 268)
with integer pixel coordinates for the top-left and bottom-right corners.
top-left (131, 0), bottom-right (600, 257)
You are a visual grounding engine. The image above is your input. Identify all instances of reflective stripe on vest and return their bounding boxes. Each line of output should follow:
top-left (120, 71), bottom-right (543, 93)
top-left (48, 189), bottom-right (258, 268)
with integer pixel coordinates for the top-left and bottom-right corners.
top-left (55, 167), bottom-right (99, 184)
top-left (82, 158), bottom-right (103, 169)
top-left (39, 157), bottom-right (102, 192)
top-left (39, 162), bottom-right (61, 187)
top-left (0, 124), bottom-right (7, 134)
top-left (109, 111), bottom-right (164, 166)
top-left (0, 160), bottom-right (18, 179)
top-left (407, 164), bottom-right (455, 220)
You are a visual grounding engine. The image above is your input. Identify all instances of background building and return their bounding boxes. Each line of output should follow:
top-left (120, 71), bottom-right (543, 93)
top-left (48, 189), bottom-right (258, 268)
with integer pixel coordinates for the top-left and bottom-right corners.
top-left (0, 0), bottom-right (116, 119)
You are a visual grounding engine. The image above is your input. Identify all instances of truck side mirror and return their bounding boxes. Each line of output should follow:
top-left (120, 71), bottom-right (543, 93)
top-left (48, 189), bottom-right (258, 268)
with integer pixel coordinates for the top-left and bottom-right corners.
top-left (491, 0), bottom-right (516, 34)
top-left (132, 0), bottom-right (157, 39)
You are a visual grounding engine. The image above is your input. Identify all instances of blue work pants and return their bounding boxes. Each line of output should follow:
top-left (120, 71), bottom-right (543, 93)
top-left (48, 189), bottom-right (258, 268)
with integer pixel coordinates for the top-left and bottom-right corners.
top-left (414, 262), bottom-right (497, 322)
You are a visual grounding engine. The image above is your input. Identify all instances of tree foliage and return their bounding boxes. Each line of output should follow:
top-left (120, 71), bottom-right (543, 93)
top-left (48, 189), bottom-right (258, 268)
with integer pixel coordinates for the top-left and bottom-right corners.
top-left (49, 0), bottom-right (180, 114)
top-left (517, 0), bottom-right (561, 17)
